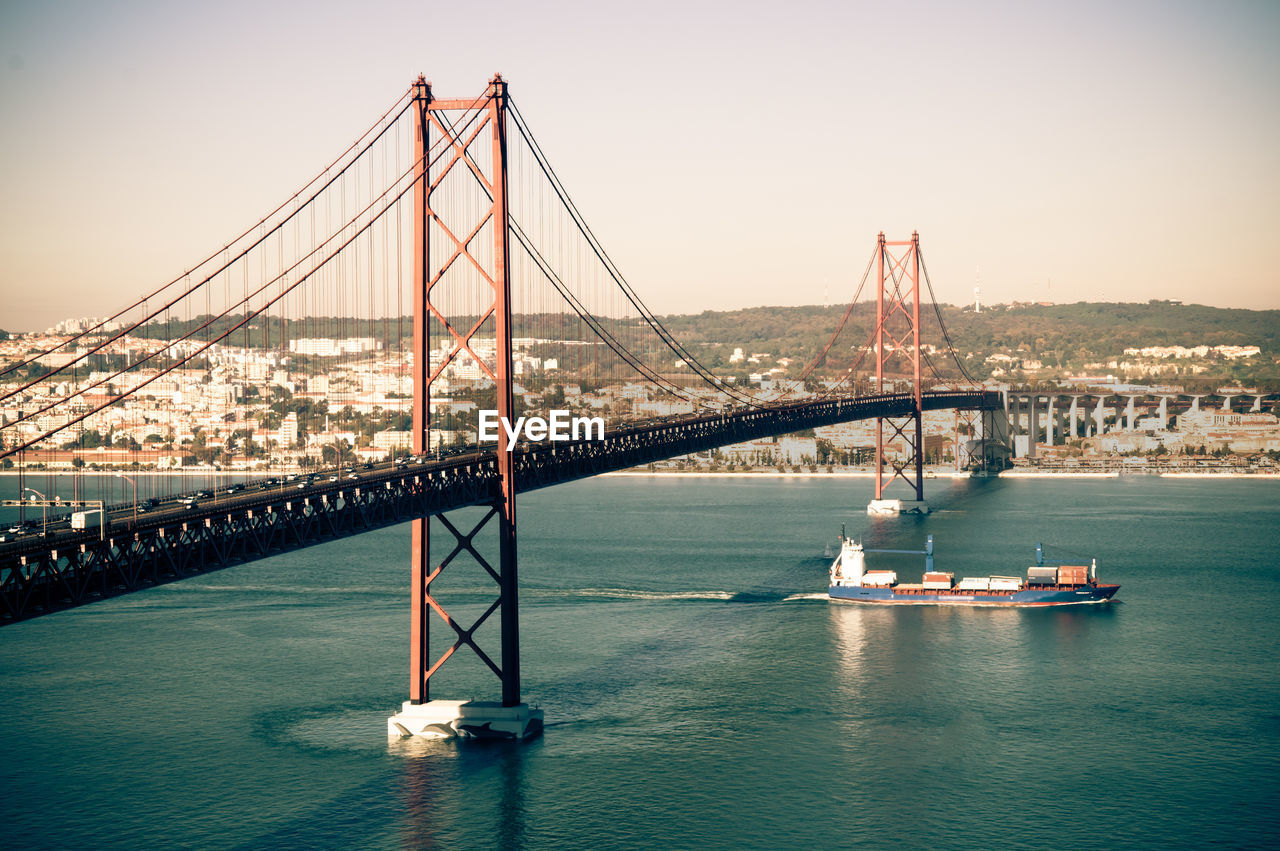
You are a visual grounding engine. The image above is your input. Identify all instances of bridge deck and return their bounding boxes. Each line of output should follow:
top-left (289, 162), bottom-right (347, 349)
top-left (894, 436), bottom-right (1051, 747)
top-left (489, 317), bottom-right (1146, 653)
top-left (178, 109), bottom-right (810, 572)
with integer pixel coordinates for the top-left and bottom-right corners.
top-left (1, 390), bottom-right (998, 624)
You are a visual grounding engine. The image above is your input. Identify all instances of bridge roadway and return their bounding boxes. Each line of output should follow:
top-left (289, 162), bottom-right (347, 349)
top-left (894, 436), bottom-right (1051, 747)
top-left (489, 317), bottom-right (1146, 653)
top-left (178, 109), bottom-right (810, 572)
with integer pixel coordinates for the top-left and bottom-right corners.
top-left (1, 389), bottom-right (998, 623)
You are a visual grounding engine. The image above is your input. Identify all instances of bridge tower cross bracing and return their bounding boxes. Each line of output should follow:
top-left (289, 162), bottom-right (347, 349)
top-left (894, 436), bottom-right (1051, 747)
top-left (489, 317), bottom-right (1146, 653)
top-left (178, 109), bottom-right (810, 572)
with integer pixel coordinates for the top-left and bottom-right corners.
top-left (868, 232), bottom-right (929, 516)
top-left (390, 74), bottom-right (542, 742)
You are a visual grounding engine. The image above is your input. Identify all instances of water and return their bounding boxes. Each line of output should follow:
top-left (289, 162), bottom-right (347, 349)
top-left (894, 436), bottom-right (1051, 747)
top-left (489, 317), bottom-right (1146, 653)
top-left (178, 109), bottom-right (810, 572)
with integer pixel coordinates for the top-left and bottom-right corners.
top-left (2, 475), bottom-right (1278, 849)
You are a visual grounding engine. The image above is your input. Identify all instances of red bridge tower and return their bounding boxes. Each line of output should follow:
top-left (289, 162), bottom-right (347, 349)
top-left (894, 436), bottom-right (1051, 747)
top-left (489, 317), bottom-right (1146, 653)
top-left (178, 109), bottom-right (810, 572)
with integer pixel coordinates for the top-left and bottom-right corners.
top-left (388, 75), bottom-right (542, 741)
top-left (868, 232), bottom-right (930, 516)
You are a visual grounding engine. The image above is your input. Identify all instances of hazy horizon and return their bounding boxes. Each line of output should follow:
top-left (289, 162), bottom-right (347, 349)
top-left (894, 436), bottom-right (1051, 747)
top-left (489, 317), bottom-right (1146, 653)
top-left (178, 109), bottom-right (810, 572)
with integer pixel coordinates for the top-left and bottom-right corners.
top-left (11, 296), bottom-right (1278, 337)
top-left (2, 0), bottom-right (1277, 331)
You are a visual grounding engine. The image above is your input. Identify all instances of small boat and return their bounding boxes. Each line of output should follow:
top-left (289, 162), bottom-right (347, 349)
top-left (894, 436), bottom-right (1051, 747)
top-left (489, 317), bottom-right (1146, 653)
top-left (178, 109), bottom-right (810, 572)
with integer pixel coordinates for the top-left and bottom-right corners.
top-left (828, 533), bottom-right (1119, 607)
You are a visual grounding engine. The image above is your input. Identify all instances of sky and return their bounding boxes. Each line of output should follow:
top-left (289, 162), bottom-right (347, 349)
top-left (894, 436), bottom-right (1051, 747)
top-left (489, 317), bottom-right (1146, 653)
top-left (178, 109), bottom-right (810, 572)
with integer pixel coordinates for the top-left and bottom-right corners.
top-left (1, 0), bottom-right (1278, 332)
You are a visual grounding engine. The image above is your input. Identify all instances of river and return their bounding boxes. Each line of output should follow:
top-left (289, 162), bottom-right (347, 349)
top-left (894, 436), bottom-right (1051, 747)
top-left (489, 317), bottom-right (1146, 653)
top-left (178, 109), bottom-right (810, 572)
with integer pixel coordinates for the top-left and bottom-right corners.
top-left (2, 475), bottom-right (1277, 848)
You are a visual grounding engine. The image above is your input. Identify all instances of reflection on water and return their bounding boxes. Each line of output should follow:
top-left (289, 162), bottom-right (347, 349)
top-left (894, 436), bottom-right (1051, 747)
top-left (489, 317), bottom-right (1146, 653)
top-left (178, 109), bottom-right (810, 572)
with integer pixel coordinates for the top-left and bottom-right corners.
top-left (828, 596), bottom-right (1125, 747)
top-left (396, 737), bottom-right (530, 848)
top-left (827, 602), bottom-right (867, 726)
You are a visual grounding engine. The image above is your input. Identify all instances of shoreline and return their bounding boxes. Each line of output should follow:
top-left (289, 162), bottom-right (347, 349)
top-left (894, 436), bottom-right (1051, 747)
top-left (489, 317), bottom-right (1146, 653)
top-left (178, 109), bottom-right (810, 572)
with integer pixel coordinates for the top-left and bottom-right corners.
top-left (602, 469), bottom-right (1280, 480)
top-left (3, 468), bottom-right (1276, 481)
top-left (1158, 471), bottom-right (1280, 479)
top-left (994, 470), bottom-right (1120, 478)
top-left (606, 470), bottom-right (901, 479)
top-left (0, 470), bottom-right (284, 478)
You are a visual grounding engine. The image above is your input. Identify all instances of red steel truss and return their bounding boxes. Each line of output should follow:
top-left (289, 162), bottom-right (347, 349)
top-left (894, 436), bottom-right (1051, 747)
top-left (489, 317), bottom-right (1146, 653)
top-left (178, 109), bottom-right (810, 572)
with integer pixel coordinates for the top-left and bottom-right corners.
top-left (873, 232), bottom-right (925, 502)
top-left (410, 75), bottom-right (521, 707)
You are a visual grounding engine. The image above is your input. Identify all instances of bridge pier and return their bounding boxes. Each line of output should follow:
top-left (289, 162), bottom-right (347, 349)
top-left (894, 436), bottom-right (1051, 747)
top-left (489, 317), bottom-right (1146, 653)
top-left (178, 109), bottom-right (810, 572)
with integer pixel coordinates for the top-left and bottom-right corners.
top-left (1027, 394), bottom-right (1034, 447)
top-left (984, 407), bottom-right (1010, 469)
top-left (389, 700), bottom-right (544, 741)
top-left (1007, 393), bottom-right (1036, 458)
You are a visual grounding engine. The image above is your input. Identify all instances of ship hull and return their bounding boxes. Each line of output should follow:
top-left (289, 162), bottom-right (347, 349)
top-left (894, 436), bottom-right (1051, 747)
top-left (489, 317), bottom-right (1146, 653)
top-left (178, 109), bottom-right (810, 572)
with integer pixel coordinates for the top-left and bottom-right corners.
top-left (828, 584), bottom-right (1120, 606)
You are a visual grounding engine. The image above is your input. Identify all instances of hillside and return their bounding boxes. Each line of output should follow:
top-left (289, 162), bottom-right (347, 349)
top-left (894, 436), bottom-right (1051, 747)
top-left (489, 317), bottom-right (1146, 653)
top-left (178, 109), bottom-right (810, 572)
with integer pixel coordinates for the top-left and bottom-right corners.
top-left (121, 300), bottom-right (1279, 390)
top-left (657, 301), bottom-right (1279, 388)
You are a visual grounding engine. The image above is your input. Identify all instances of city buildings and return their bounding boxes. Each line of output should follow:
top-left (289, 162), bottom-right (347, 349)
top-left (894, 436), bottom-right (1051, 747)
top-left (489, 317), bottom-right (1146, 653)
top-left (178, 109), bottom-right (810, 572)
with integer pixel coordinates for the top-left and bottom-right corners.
top-left (2, 320), bottom-right (1276, 472)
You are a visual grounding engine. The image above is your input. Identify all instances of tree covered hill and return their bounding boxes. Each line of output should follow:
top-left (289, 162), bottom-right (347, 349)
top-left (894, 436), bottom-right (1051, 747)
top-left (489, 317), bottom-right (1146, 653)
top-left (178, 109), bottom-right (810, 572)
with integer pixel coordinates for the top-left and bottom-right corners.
top-left (657, 300), bottom-right (1279, 385)
top-left (120, 300), bottom-right (1276, 386)
top-left (661, 301), bottom-right (1278, 357)
top-left (944, 301), bottom-right (1279, 358)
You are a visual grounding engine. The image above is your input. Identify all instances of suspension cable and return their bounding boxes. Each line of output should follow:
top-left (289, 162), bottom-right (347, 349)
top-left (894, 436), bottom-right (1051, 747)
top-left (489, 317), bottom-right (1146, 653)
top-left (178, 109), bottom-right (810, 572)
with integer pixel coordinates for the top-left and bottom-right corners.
top-left (782, 245), bottom-right (878, 396)
top-left (507, 99), bottom-right (758, 407)
top-left (509, 222), bottom-right (705, 406)
top-left (918, 248), bottom-right (978, 385)
top-left (0, 88), bottom-right (417, 384)
top-left (1, 100), bottom-right (495, 455)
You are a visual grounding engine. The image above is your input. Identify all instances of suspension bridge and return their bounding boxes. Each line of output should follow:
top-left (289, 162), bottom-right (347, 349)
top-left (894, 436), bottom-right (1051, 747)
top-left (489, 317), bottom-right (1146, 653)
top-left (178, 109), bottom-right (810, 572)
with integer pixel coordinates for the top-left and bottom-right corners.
top-left (0, 76), bottom-right (1000, 738)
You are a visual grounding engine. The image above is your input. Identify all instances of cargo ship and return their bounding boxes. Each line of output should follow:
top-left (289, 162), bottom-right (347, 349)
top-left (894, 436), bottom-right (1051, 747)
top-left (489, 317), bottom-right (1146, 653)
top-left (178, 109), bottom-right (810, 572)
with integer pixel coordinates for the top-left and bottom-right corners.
top-left (828, 533), bottom-right (1119, 606)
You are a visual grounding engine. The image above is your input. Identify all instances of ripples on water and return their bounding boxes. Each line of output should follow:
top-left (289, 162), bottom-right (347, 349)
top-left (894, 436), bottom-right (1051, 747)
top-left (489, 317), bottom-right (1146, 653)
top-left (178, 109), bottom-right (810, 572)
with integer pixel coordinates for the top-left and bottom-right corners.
top-left (1, 476), bottom-right (1278, 848)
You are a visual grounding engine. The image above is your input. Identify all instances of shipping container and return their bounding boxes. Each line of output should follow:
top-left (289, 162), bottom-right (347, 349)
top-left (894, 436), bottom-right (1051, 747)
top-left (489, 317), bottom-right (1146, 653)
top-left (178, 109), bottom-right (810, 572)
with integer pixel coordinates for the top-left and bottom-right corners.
top-left (1057, 566), bottom-right (1088, 585)
top-left (923, 572), bottom-right (952, 583)
top-left (1027, 567), bottom-right (1058, 580)
top-left (956, 577), bottom-right (990, 591)
top-left (922, 579), bottom-right (954, 590)
top-left (989, 577), bottom-right (1022, 590)
top-left (862, 571), bottom-right (897, 586)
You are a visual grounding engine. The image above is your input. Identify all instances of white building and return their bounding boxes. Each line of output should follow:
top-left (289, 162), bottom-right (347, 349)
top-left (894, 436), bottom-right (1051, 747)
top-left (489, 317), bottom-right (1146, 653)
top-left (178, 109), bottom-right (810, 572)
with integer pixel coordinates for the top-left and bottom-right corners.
top-left (280, 413), bottom-right (299, 446)
top-left (373, 429), bottom-right (413, 451)
top-left (778, 436), bottom-right (818, 464)
top-left (288, 337), bottom-right (382, 357)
